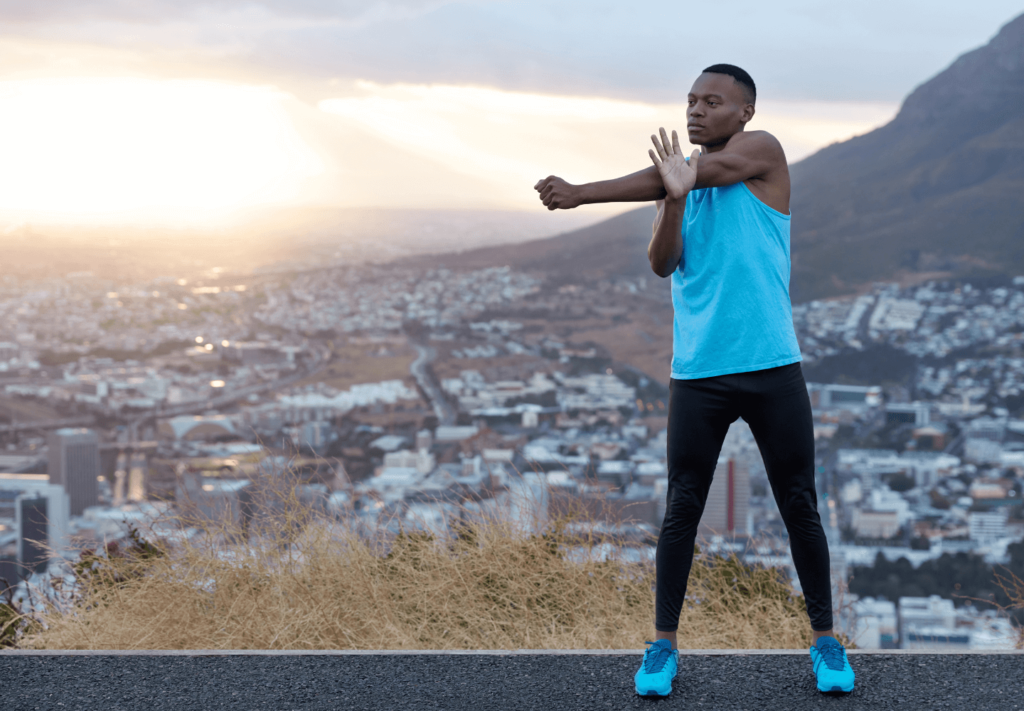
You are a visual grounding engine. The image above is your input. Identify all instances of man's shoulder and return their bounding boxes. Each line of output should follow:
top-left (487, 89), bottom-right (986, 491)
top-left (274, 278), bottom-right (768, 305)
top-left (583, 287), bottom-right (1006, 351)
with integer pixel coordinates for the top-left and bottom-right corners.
top-left (725, 130), bottom-right (784, 156)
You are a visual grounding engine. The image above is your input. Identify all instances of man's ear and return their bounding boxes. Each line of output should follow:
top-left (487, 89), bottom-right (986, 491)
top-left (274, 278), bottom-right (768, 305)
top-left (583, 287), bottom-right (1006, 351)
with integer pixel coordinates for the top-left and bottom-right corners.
top-left (740, 104), bottom-right (755, 125)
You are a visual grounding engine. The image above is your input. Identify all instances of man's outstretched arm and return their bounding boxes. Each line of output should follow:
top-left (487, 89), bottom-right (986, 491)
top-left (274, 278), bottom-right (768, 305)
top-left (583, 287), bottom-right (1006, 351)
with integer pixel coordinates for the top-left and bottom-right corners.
top-left (534, 130), bottom-right (781, 210)
top-left (535, 167), bottom-right (665, 210)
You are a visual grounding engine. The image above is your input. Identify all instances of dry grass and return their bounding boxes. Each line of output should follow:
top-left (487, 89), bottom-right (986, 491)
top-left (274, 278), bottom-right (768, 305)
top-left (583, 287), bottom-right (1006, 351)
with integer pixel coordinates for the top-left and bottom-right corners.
top-left (994, 567), bottom-right (1024, 649)
top-left (290, 343), bottom-right (418, 392)
top-left (22, 474), bottom-right (815, 651)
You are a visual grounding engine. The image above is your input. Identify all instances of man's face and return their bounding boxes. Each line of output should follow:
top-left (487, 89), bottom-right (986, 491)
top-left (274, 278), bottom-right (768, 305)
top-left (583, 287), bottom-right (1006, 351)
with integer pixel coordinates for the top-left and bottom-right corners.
top-left (686, 72), bottom-right (754, 148)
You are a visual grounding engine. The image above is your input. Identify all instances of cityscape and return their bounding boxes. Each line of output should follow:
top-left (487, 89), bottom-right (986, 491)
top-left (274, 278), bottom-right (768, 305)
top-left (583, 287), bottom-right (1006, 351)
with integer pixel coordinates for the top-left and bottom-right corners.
top-left (2, 259), bottom-right (1023, 651)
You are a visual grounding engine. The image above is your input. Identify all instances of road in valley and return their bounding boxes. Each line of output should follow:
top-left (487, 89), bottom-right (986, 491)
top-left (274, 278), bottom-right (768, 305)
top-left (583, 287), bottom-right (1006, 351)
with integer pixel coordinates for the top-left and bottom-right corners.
top-left (410, 344), bottom-right (455, 426)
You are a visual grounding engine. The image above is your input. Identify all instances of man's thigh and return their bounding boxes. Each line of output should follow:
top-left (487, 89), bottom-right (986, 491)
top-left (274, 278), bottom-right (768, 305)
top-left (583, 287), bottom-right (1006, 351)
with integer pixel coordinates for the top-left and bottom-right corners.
top-left (666, 377), bottom-right (739, 492)
top-left (738, 364), bottom-right (816, 497)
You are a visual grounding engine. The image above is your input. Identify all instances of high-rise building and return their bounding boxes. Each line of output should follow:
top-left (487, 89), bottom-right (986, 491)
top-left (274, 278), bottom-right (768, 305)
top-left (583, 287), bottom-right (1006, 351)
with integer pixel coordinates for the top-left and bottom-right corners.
top-left (16, 494), bottom-right (48, 575)
top-left (698, 457), bottom-right (750, 537)
top-left (0, 473), bottom-right (70, 578)
top-left (48, 428), bottom-right (100, 516)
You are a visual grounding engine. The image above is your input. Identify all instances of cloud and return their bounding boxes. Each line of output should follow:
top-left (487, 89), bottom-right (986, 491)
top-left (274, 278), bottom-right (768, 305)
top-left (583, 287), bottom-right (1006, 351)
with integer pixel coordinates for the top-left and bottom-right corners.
top-left (0, 1), bottom-right (1019, 105)
top-left (0, 0), bottom-right (458, 25)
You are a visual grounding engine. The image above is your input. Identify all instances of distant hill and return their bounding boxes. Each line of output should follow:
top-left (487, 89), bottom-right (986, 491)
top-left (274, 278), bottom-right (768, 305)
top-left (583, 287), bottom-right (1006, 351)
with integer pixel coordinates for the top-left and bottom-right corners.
top-left (415, 206), bottom-right (656, 284)
top-left (424, 13), bottom-right (1024, 302)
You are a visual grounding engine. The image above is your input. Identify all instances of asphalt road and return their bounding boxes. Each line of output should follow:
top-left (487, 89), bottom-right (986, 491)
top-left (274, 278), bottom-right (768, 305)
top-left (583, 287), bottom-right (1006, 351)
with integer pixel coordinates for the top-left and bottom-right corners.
top-left (4, 653), bottom-right (1024, 710)
top-left (410, 343), bottom-right (455, 425)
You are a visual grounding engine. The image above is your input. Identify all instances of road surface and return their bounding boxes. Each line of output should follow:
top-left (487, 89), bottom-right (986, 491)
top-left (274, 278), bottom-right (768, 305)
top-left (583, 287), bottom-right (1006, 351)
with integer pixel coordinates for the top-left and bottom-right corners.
top-left (3, 651), bottom-right (1022, 710)
top-left (410, 344), bottom-right (455, 425)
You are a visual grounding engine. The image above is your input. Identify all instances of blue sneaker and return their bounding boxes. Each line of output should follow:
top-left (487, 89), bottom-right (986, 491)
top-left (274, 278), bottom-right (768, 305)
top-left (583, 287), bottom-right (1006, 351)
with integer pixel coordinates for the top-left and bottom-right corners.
top-left (810, 636), bottom-right (855, 693)
top-left (634, 639), bottom-right (678, 697)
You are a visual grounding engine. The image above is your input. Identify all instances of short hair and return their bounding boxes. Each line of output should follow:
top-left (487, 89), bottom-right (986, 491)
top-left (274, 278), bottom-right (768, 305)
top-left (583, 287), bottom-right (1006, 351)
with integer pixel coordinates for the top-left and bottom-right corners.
top-left (702, 64), bottom-right (756, 104)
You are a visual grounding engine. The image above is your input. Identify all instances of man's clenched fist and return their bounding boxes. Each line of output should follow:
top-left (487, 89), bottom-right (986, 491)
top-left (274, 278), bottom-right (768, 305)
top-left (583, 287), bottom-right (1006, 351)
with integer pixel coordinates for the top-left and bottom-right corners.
top-left (534, 176), bottom-right (582, 211)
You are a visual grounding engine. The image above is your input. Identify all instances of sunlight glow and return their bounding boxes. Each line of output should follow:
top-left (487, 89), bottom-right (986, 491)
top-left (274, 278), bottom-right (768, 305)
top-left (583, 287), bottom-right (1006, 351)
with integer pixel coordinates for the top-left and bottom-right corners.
top-left (0, 78), bottom-right (326, 225)
top-left (320, 81), bottom-right (897, 208)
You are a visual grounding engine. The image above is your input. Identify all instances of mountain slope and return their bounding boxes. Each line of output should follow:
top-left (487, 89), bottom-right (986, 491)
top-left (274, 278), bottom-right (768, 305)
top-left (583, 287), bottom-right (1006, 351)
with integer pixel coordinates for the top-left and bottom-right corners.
top-left (788, 12), bottom-right (1024, 299)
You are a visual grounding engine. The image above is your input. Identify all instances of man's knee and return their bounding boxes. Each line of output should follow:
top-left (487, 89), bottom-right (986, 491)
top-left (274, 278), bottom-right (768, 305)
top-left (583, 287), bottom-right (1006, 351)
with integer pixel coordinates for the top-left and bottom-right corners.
top-left (776, 490), bottom-right (821, 527)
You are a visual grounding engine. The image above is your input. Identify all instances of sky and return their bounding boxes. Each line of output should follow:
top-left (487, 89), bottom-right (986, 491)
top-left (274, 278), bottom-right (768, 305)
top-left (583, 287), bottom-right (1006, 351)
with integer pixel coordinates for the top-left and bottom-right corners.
top-left (0, 0), bottom-right (1021, 226)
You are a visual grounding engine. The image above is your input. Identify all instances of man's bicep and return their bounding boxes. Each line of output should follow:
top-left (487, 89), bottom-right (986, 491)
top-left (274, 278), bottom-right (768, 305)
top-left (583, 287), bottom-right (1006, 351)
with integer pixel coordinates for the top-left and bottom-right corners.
top-left (695, 135), bottom-right (780, 188)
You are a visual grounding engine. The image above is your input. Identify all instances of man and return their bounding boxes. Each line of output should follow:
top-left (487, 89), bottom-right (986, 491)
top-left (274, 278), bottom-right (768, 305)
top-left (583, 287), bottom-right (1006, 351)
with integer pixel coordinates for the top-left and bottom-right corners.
top-left (534, 64), bottom-right (855, 697)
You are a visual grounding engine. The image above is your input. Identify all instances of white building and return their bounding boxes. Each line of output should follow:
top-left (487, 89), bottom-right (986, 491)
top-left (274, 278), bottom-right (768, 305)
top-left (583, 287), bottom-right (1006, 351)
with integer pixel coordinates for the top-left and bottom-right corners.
top-left (964, 438), bottom-right (1003, 464)
top-left (383, 448), bottom-right (436, 475)
top-left (807, 384), bottom-right (882, 411)
top-left (505, 472), bottom-right (549, 534)
top-left (899, 595), bottom-right (1018, 650)
top-left (969, 510), bottom-right (1008, 541)
top-left (850, 597), bottom-right (898, 649)
top-left (899, 452), bottom-right (960, 488)
top-left (899, 595), bottom-right (957, 650)
top-left (852, 487), bottom-right (913, 538)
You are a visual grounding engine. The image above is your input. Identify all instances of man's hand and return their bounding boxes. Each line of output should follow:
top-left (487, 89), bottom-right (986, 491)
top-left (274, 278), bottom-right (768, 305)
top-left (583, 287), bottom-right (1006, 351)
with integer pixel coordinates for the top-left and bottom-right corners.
top-left (649, 128), bottom-right (699, 202)
top-left (534, 176), bottom-right (582, 210)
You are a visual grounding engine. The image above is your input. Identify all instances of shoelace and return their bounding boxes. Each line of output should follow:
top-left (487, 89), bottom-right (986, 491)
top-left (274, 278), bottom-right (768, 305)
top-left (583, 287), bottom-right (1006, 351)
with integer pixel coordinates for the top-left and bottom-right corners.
top-left (817, 641), bottom-right (846, 671)
top-left (642, 641), bottom-right (673, 673)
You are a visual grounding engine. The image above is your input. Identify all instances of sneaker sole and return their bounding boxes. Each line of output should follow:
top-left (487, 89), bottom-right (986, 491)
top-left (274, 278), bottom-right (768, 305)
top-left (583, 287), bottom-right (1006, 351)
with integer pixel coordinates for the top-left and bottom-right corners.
top-left (635, 686), bottom-right (671, 697)
top-left (817, 682), bottom-right (854, 694)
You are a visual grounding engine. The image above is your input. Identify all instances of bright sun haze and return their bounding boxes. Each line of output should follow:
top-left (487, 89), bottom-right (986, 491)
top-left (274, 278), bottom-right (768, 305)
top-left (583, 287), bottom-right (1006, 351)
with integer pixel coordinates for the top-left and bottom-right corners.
top-left (0, 76), bottom-right (895, 228)
top-left (0, 77), bottom-right (326, 226)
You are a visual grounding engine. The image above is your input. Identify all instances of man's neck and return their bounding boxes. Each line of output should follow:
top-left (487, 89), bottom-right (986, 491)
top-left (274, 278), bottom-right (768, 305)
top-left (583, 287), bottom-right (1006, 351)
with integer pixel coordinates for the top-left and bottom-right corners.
top-left (702, 128), bottom-right (744, 154)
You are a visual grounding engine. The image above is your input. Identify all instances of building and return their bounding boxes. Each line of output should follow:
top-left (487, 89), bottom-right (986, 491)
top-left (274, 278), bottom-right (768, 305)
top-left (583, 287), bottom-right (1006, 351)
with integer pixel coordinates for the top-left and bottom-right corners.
top-left (698, 458), bottom-right (749, 537)
top-left (382, 448), bottom-right (436, 474)
top-left (47, 428), bottom-right (100, 516)
top-left (851, 509), bottom-right (900, 539)
top-left (415, 429), bottom-right (433, 451)
top-left (0, 473), bottom-right (70, 578)
top-left (885, 402), bottom-right (931, 426)
top-left (807, 383), bottom-right (882, 411)
top-left (16, 494), bottom-right (49, 575)
top-left (851, 486), bottom-right (912, 539)
top-left (285, 420), bottom-right (333, 453)
top-left (911, 426), bottom-right (946, 451)
top-left (835, 449), bottom-right (905, 487)
top-left (158, 415), bottom-right (238, 442)
top-left (969, 510), bottom-right (1008, 541)
top-left (897, 595), bottom-right (1016, 650)
top-left (964, 438), bottom-right (1004, 464)
top-left (899, 451), bottom-right (959, 488)
top-left (850, 597), bottom-right (898, 649)
top-left (898, 595), bottom-right (957, 649)
top-left (175, 472), bottom-right (253, 534)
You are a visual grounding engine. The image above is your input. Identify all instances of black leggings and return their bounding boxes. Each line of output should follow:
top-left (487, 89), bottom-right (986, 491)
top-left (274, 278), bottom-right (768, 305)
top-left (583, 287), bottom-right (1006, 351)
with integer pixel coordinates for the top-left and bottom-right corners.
top-left (655, 362), bottom-right (833, 632)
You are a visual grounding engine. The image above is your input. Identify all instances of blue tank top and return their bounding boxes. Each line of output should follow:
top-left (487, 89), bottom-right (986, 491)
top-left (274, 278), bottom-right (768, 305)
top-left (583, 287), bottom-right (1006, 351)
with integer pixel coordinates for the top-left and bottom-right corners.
top-left (670, 180), bottom-right (802, 379)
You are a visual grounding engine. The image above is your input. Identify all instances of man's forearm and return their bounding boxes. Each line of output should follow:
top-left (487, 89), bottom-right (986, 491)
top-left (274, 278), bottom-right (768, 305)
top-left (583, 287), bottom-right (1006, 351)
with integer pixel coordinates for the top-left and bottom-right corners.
top-left (579, 166), bottom-right (667, 204)
top-left (647, 197), bottom-right (685, 278)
